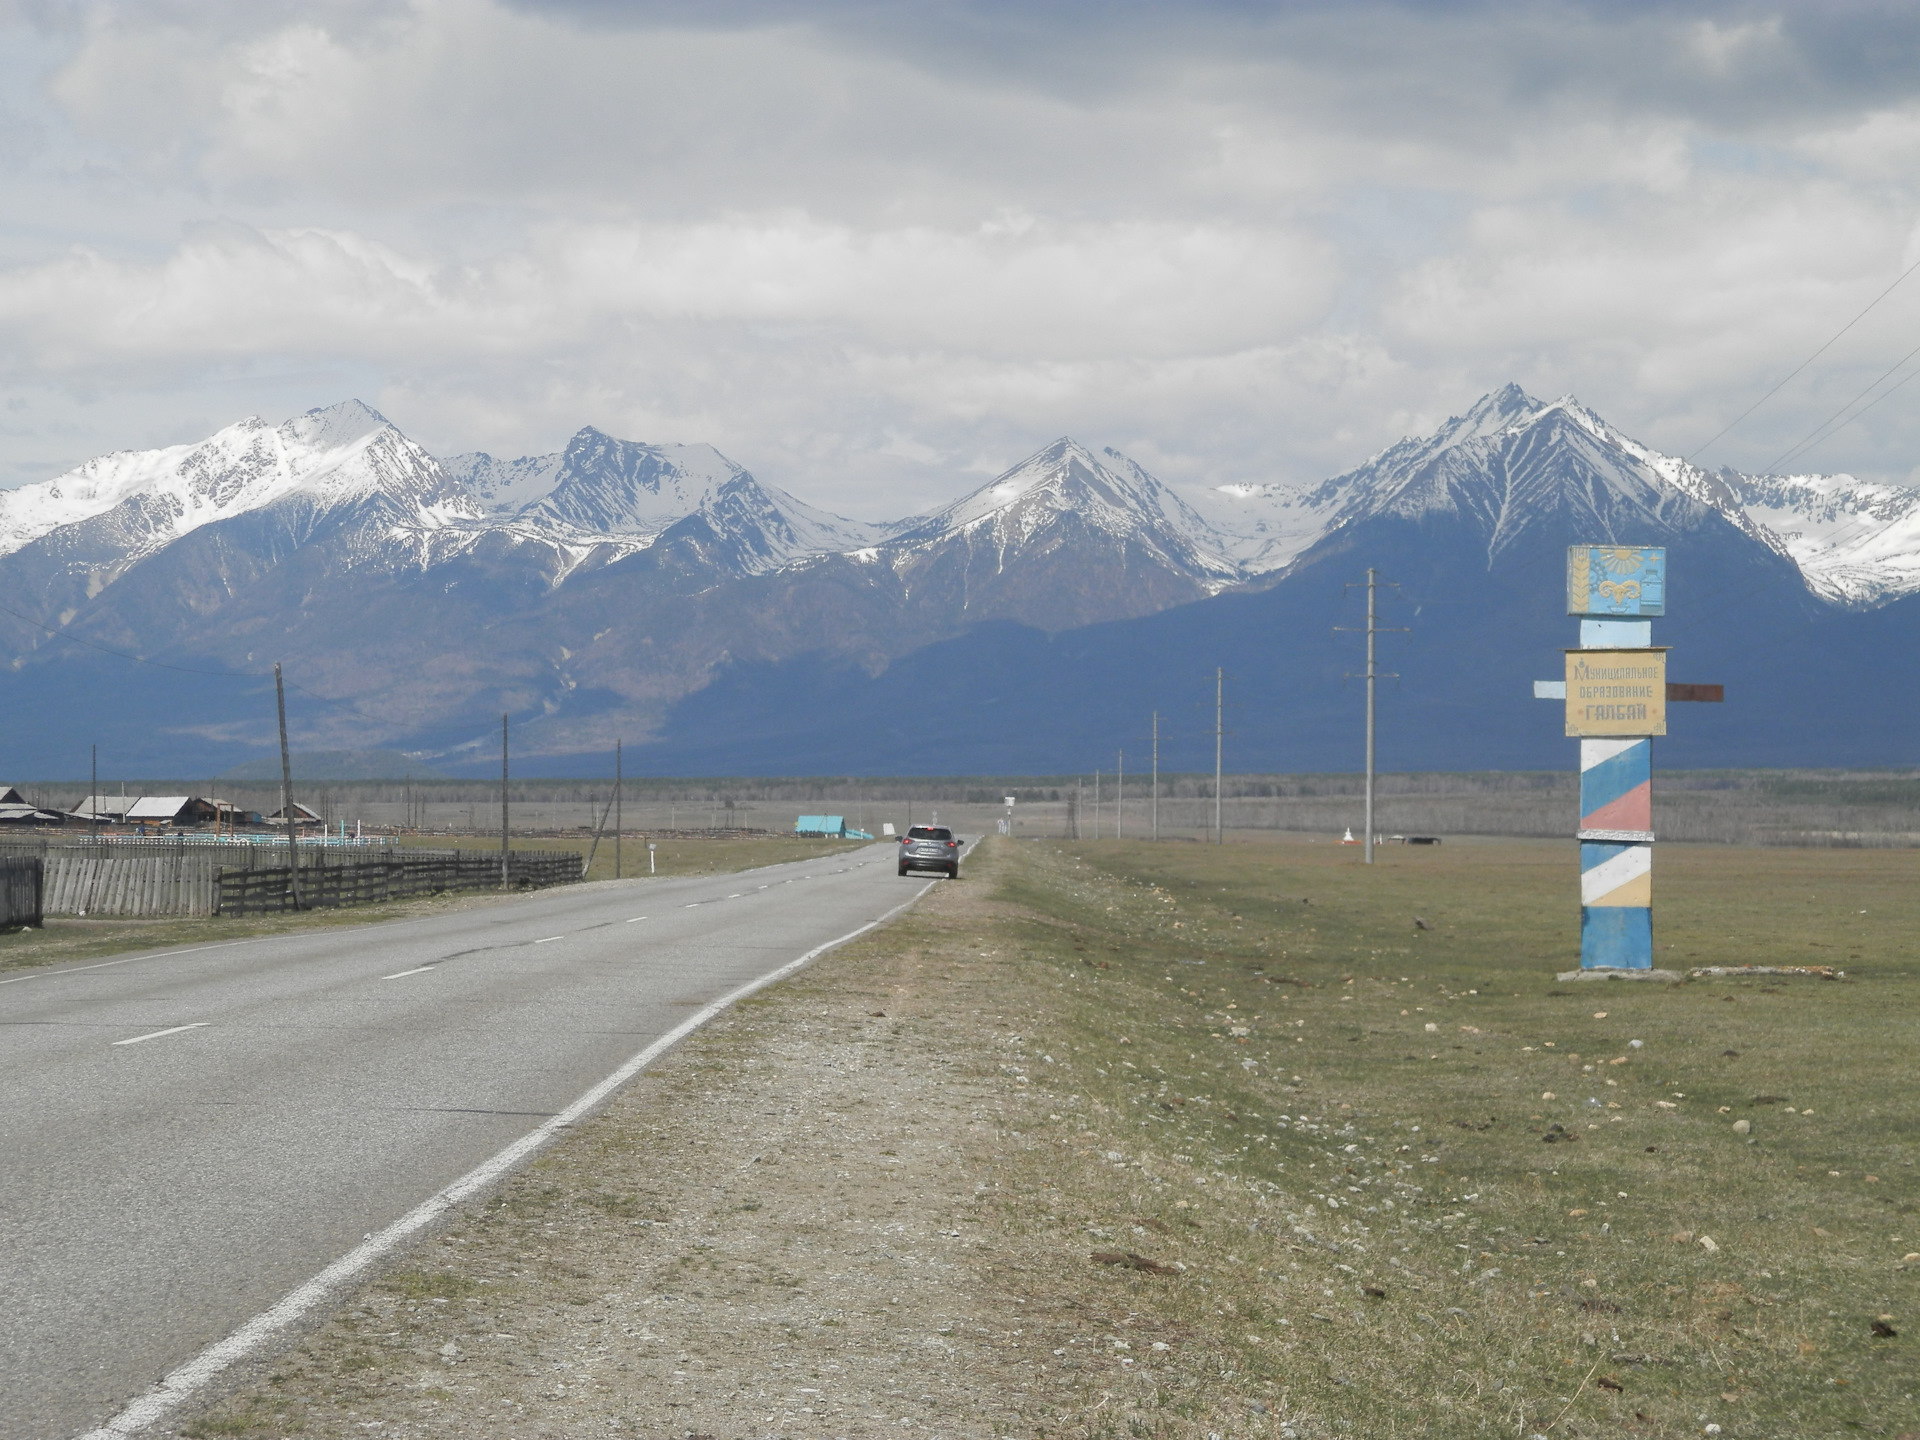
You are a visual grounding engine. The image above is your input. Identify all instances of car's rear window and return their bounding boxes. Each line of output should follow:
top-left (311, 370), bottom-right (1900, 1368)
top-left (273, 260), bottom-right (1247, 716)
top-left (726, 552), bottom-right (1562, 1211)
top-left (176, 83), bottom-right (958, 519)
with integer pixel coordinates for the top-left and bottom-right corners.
top-left (907, 826), bottom-right (952, 840)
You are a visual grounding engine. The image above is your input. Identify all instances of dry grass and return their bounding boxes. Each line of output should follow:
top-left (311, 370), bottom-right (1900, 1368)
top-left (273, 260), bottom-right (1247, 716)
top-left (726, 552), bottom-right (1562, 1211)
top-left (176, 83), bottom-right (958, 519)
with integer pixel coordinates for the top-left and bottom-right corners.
top-left (978, 835), bottom-right (1920, 1438)
top-left (172, 834), bottom-right (1917, 1440)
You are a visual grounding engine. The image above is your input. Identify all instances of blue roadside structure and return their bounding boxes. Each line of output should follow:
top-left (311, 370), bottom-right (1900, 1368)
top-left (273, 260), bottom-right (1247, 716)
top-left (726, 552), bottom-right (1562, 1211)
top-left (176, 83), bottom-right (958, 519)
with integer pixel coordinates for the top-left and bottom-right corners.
top-left (1533, 545), bottom-right (1721, 972)
top-left (795, 815), bottom-right (874, 840)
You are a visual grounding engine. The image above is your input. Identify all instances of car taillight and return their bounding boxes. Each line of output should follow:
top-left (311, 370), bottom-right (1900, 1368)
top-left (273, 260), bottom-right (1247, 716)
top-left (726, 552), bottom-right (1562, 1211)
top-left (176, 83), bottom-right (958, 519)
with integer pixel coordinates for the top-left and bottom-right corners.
top-left (947, 840), bottom-right (957, 848)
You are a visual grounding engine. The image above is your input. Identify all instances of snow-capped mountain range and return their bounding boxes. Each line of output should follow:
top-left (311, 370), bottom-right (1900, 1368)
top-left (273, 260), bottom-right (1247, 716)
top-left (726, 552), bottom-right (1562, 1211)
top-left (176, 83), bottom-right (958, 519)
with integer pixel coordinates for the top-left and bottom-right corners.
top-left (1188, 383), bottom-right (1907, 606)
top-left (5, 382), bottom-right (1918, 775)
top-left (2, 386), bottom-right (1912, 611)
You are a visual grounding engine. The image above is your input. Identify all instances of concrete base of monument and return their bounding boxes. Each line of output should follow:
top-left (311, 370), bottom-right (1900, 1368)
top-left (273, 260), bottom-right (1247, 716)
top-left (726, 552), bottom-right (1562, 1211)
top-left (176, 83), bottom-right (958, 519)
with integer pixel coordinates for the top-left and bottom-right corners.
top-left (1556, 966), bottom-right (1685, 982)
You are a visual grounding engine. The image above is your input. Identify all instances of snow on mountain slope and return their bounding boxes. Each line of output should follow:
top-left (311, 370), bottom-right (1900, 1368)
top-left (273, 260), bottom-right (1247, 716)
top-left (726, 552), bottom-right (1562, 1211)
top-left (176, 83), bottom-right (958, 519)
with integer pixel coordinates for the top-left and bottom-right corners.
top-left (887, 437), bottom-right (1242, 587)
top-left (1726, 471), bottom-right (1920, 608)
top-left (0, 401), bottom-right (477, 569)
top-left (1186, 385), bottom-right (1557, 573)
top-left (1185, 479), bottom-right (1346, 574)
top-left (441, 449), bottom-right (564, 517)
top-left (1188, 384), bottom-right (1816, 578)
top-left (445, 427), bottom-right (890, 573)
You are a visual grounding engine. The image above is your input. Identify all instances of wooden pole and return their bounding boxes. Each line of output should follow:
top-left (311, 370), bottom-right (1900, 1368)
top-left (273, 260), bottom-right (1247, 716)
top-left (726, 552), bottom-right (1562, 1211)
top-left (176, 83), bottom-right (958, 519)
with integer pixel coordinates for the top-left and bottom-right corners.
top-left (274, 663), bottom-right (301, 910)
top-left (500, 713), bottom-right (509, 891)
top-left (1214, 667), bottom-right (1224, 845)
top-left (615, 738), bottom-right (623, 881)
top-left (1150, 712), bottom-right (1159, 842)
top-left (1365, 568), bottom-right (1376, 865)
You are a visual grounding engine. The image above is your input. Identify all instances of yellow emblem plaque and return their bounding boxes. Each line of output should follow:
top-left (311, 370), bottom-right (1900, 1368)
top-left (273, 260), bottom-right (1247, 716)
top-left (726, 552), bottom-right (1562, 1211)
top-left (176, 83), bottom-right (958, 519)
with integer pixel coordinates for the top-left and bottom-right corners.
top-left (1565, 648), bottom-right (1667, 736)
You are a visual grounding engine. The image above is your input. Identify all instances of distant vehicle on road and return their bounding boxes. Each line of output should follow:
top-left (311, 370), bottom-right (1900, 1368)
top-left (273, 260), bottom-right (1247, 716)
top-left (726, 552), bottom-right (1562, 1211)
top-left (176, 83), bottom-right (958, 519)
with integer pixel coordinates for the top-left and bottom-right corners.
top-left (898, 825), bottom-right (960, 878)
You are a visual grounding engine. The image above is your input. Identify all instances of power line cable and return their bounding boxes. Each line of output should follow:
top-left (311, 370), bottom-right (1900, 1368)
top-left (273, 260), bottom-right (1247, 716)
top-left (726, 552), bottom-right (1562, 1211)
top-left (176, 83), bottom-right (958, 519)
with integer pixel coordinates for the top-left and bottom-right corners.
top-left (1690, 252), bottom-right (1920, 462)
top-left (1762, 344), bottom-right (1920, 476)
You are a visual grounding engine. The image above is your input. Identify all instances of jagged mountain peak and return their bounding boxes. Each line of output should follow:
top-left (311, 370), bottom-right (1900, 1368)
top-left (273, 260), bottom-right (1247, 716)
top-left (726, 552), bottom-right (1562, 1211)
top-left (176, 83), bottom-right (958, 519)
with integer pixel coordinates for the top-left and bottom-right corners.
top-left (882, 437), bottom-right (1242, 600)
top-left (1433, 381), bottom-right (1550, 447)
top-left (900, 437), bottom-right (1214, 543)
top-left (441, 427), bottom-right (883, 568)
top-left (281, 399), bottom-right (396, 451)
top-left (0, 400), bottom-right (468, 565)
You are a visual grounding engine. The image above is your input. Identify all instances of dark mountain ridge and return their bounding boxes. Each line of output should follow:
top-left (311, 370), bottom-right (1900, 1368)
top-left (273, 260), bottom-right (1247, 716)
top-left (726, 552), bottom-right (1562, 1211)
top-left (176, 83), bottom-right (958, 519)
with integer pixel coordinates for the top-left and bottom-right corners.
top-left (1, 388), bottom-right (1912, 777)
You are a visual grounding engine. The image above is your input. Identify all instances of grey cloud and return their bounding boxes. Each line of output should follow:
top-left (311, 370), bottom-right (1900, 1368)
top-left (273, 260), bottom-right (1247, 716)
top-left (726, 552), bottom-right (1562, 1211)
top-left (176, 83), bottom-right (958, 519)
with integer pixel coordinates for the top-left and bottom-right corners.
top-left (3, 0), bottom-right (1920, 509)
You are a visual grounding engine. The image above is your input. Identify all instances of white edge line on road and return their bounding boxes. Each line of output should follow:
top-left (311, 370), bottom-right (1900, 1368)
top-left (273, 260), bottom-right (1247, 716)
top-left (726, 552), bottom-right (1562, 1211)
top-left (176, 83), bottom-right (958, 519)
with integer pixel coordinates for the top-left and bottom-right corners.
top-left (380, 966), bottom-right (436, 981)
top-left (110, 1022), bottom-right (210, 1047)
top-left (75, 877), bottom-right (940, 1440)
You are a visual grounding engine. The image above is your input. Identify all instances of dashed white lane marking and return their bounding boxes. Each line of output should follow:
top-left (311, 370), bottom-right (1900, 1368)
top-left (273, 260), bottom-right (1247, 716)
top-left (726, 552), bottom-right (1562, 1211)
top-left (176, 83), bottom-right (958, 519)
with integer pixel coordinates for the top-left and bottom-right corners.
top-left (682, 903), bottom-right (700, 908)
top-left (534, 936), bottom-right (563, 945)
top-left (728, 893), bottom-right (742, 898)
top-left (111, 1022), bottom-right (210, 1047)
top-left (74, 877), bottom-right (941, 1440)
top-left (381, 966), bottom-right (436, 981)
top-left (626, 917), bottom-right (648, 923)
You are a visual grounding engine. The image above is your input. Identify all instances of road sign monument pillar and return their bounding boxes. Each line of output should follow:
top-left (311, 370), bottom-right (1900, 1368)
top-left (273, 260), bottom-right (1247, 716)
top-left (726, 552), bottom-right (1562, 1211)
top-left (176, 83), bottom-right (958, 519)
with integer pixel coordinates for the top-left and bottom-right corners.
top-left (1568, 545), bottom-right (1664, 969)
top-left (1534, 546), bottom-right (1719, 972)
top-left (1543, 545), bottom-right (1728, 975)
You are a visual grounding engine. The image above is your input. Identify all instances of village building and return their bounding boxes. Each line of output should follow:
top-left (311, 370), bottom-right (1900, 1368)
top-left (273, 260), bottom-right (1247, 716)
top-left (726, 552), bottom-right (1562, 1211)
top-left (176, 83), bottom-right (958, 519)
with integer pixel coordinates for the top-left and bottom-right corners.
top-left (264, 801), bottom-right (325, 829)
top-left (125, 796), bottom-right (221, 827)
top-left (0, 785), bottom-right (64, 825)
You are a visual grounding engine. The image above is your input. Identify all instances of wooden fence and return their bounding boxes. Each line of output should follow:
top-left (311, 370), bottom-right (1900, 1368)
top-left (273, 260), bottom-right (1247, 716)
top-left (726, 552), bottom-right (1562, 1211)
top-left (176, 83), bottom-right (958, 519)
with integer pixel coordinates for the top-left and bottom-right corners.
top-left (0, 841), bottom-right (581, 920)
top-left (214, 850), bottom-right (586, 917)
top-left (42, 850), bottom-right (228, 917)
top-left (0, 857), bottom-right (42, 928)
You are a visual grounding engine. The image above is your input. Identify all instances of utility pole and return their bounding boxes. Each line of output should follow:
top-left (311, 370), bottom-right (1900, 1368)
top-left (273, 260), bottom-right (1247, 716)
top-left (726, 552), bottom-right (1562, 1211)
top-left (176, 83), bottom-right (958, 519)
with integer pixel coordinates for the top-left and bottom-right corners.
top-left (274, 663), bottom-right (301, 910)
top-left (1092, 769), bottom-right (1101, 840)
top-left (1150, 712), bottom-right (1160, 841)
top-left (90, 743), bottom-right (98, 842)
top-left (1213, 668), bottom-right (1225, 845)
top-left (1337, 569), bottom-right (1405, 865)
top-left (615, 738), bottom-right (623, 880)
top-left (1116, 750), bottom-right (1124, 840)
top-left (500, 713), bottom-right (510, 891)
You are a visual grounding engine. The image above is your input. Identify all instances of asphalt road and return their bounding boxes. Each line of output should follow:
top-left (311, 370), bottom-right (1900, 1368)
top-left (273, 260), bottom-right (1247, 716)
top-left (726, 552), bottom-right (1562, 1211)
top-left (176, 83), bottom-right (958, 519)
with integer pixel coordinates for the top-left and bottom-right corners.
top-left (0, 843), bottom-right (932, 1440)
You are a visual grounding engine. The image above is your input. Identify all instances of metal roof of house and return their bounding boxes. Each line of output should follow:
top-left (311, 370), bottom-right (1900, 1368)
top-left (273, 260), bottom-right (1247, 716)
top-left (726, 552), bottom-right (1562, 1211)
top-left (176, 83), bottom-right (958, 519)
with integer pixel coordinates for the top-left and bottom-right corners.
top-left (74, 795), bottom-right (140, 818)
top-left (126, 796), bottom-right (195, 820)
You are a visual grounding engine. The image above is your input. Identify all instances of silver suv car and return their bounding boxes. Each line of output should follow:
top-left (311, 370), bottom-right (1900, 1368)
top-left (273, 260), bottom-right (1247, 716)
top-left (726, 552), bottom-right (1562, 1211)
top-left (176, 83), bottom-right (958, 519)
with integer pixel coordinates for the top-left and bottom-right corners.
top-left (898, 825), bottom-right (960, 878)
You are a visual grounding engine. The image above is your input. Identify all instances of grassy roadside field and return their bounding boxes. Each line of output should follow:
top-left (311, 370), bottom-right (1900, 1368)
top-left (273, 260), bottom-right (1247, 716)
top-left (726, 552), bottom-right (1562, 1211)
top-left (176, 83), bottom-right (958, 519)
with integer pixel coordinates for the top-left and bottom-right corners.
top-left (172, 834), bottom-right (1917, 1440)
top-left (978, 835), bottom-right (1919, 1437)
top-left (0, 834), bottom-right (858, 975)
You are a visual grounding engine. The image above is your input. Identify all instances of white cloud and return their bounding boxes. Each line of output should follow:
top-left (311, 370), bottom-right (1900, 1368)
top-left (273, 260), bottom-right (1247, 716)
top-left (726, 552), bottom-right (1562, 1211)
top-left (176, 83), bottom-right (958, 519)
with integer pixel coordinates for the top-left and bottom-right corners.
top-left (2, 0), bottom-right (1920, 509)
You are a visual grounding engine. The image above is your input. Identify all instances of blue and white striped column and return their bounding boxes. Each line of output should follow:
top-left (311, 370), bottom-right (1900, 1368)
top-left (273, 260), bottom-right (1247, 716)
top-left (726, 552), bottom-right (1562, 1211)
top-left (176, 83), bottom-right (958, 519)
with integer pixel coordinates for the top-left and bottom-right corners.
top-left (1578, 736), bottom-right (1653, 967)
top-left (1564, 547), bottom-right (1666, 972)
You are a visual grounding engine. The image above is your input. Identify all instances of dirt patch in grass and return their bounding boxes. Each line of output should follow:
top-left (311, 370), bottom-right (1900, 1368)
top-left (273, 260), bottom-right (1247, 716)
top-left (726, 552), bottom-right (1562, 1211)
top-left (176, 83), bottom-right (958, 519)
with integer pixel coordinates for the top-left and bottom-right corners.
top-left (178, 836), bottom-right (1918, 1439)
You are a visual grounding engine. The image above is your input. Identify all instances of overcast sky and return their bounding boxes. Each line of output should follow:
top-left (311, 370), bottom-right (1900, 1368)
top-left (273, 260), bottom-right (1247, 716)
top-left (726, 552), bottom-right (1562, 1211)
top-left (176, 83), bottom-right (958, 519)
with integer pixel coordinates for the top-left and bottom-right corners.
top-left (3, 0), bottom-right (1920, 516)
